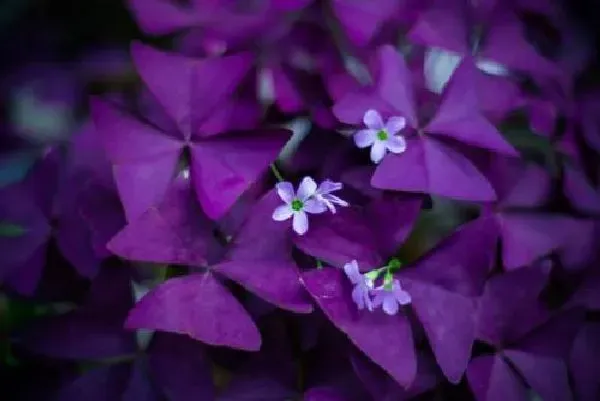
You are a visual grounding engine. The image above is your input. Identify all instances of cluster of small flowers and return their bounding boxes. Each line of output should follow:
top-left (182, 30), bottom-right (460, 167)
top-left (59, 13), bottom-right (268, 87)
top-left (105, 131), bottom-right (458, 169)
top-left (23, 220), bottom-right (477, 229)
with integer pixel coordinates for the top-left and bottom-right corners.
top-left (343, 259), bottom-right (411, 315)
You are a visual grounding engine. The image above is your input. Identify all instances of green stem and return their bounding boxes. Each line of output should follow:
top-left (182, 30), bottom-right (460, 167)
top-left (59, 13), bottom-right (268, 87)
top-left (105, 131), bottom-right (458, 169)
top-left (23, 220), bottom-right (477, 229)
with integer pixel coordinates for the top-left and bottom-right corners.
top-left (316, 259), bottom-right (324, 269)
top-left (270, 164), bottom-right (285, 182)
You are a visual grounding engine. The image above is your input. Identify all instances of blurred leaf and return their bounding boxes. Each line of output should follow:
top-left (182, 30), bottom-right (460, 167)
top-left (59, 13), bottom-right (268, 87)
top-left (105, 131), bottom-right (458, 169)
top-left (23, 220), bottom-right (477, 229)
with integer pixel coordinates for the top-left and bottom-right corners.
top-left (0, 222), bottom-right (27, 237)
top-left (0, 0), bottom-right (32, 32)
top-left (0, 151), bottom-right (37, 189)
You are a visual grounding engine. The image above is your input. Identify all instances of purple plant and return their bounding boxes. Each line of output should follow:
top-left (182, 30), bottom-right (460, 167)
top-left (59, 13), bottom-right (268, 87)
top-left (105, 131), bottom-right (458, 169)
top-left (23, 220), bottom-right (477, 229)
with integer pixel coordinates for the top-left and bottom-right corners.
top-left (2, 1), bottom-right (600, 400)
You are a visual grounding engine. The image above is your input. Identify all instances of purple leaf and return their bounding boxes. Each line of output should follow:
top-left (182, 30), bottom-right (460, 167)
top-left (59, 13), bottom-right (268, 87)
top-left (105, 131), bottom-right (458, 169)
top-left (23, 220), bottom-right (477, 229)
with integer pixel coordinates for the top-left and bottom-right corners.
top-left (90, 97), bottom-right (182, 222)
top-left (301, 268), bottom-right (417, 387)
top-left (126, 272), bottom-right (261, 351)
top-left (400, 276), bottom-right (476, 383)
top-left (498, 213), bottom-right (579, 270)
top-left (294, 207), bottom-right (383, 269)
top-left (371, 136), bottom-right (497, 202)
top-left (131, 42), bottom-right (254, 137)
top-left (467, 355), bottom-right (529, 401)
top-left (148, 333), bottom-right (215, 401)
top-left (190, 129), bottom-right (290, 220)
top-left (332, 0), bottom-right (400, 48)
top-left (377, 45), bottom-right (419, 128)
top-left (407, 0), bottom-right (470, 54)
top-left (213, 260), bottom-right (313, 313)
top-left (425, 59), bottom-right (518, 156)
top-left (128, 0), bottom-right (197, 35)
top-left (227, 190), bottom-right (294, 261)
top-left (107, 177), bottom-right (220, 266)
top-left (364, 195), bottom-right (423, 258)
top-left (569, 323), bottom-right (600, 401)
top-left (476, 263), bottom-right (551, 346)
top-left (57, 364), bottom-right (131, 401)
top-left (122, 359), bottom-right (161, 401)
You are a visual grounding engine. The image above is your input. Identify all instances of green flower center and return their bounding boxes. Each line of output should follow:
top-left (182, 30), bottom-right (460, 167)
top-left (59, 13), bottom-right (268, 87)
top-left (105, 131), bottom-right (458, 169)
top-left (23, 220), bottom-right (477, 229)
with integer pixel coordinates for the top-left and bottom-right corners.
top-left (291, 199), bottom-right (304, 211)
top-left (377, 130), bottom-right (388, 141)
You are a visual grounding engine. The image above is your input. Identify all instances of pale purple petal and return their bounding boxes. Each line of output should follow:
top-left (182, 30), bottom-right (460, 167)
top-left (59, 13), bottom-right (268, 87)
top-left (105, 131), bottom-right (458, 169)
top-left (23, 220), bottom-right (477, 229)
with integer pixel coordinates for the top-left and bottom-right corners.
top-left (318, 180), bottom-right (343, 194)
top-left (320, 194), bottom-right (349, 213)
top-left (382, 295), bottom-right (399, 316)
top-left (304, 199), bottom-right (328, 214)
top-left (354, 129), bottom-right (377, 148)
top-left (396, 289), bottom-right (412, 305)
top-left (370, 141), bottom-right (387, 164)
top-left (297, 177), bottom-right (318, 201)
top-left (352, 284), bottom-right (372, 311)
top-left (343, 260), bottom-right (361, 284)
top-left (272, 205), bottom-right (294, 221)
top-left (385, 117), bottom-right (407, 135)
top-left (292, 211), bottom-right (309, 235)
top-left (275, 181), bottom-right (295, 204)
top-left (363, 109), bottom-right (385, 130)
top-left (385, 135), bottom-right (407, 154)
top-left (372, 290), bottom-right (386, 308)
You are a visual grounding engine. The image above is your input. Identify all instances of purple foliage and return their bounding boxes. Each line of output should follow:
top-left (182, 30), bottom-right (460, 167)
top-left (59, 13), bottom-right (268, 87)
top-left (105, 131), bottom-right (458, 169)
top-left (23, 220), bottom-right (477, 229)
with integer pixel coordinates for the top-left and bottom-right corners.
top-left (2, 1), bottom-right (600, 400)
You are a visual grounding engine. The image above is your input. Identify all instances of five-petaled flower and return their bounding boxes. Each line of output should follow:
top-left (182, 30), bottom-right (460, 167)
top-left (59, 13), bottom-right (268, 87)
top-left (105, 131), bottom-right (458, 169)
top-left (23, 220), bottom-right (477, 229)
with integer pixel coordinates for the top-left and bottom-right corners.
top-left (272, 177), bottom-right (348, 235)
top-left (354, 109), bottom-right (407, 164)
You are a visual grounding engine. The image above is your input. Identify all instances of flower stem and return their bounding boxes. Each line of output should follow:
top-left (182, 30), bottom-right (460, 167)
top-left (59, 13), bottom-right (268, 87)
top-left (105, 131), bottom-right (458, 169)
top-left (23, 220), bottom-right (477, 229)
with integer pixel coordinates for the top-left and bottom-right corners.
top-left (316, 259), bottom-right (324, 269)
top-left (270, 163), bottom-right (285, 182)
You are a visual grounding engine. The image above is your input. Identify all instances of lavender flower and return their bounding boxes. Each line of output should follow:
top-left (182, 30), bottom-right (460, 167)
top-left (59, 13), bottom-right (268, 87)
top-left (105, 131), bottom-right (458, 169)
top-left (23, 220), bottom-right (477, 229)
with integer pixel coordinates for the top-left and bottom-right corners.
top-left (372, 279), bottom-right (412, 316)
top-left (343, 260), bottom-right (375, 311)
top-left (354, 109), bottom-right (407, 164)
top-left (272, 177), bottom-right (327, 235)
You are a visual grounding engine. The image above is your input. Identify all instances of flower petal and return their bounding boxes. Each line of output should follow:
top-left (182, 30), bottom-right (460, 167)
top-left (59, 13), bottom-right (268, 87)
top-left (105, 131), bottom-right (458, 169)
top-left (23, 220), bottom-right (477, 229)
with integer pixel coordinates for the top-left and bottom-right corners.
top-left (370, 141), bottom-right (387, 164)
top-left (318, 179), bottom-right (343, 194)
top-left (293, 211), bottom-right (309, 235)
top-left (385, 117), bottom-right (407, 135)
top-left (382, 296), bottom-right (400, 316)
top-left (354, 129), bottom-right (377, 148)
top-left (352, 285), bottom-right (367, 310)
top-left (272, 205), bottom-right (294, 221)
top-left (386, 135), bottom-right (407, 154)
top-left (304, 199), bottom-right (328, 214)
top-left (297, 176), bottom-right (318, 200)
top-left (396, 290), bottom-right (412, 305)
top-left (275, 181), bottom-right (295, 204)
top-left (363, 109), bottom-right (385, 130)
top-left (343, 260), bottom-right (360, 283)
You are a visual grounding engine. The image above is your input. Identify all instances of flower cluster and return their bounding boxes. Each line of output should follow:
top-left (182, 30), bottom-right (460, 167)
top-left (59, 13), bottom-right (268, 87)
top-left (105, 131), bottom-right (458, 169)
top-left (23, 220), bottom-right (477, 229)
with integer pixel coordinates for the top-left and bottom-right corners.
top-left (1, 0), bottom-right (599, 400)
top-left (344, 259), bottom-right (412, 315)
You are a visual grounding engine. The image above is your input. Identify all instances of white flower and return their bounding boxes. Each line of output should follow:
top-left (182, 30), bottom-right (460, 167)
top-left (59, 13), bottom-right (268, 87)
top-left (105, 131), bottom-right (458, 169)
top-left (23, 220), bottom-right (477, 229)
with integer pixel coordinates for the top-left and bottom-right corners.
top-left (354, 109), bottom-right (407, 164)
top-left (272, 177), bottom-right (327, 235)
